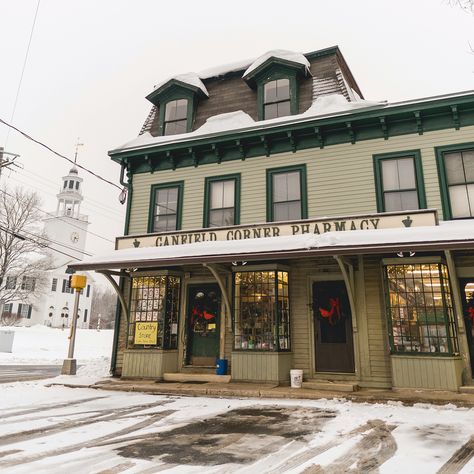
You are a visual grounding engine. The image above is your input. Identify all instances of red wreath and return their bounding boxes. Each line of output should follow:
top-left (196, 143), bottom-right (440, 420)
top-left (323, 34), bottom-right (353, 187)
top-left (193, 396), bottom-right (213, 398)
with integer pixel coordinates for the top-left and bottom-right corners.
top-left (319, 297), bottom-right (342, 326)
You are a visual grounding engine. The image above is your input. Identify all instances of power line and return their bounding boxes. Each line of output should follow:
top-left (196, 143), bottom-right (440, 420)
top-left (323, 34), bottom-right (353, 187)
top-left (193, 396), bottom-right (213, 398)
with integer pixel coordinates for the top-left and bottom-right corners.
top-left (0, 224), bottom-right (80, 262)
top-left (0, 117), bottom-right (123, 192)
top-left (0, 218), bottom-right (93, 257)
top-left (0, 187), bottom-right (114, 243)
top-left (18, 167), bottom-right (124, 217)
top-left (9, 173), bottom-right (123, 223)
top-left (4, 0), bottom-right (41, 147)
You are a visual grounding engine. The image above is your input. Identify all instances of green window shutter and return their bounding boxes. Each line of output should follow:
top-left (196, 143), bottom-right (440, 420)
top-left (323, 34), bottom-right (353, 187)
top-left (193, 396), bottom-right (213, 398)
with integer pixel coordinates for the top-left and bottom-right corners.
top-left (27, 305), bottom-right (32, 319)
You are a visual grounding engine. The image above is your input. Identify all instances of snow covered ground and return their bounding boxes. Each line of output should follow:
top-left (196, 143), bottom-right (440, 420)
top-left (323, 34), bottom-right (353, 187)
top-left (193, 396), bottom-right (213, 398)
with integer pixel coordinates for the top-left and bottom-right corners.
top-left (1, 326), bottom-right (474, 473)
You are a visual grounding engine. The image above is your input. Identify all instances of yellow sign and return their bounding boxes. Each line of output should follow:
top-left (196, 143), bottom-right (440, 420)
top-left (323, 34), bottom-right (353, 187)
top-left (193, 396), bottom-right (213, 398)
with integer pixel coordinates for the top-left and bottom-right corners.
top-left (134, 322), bottom-right (158, 345)
top-left (70, 275), bottom-right (87, 290)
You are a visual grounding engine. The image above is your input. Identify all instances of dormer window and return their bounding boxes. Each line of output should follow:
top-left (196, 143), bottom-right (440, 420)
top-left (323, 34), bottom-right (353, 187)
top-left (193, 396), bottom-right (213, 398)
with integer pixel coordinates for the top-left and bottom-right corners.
top-left (242, 50), bottom-right (311, 122)
top-left (164, 99), bottom-right (188, 136)
top-left (264, 79), bottom-right (291, 119)
top-left (146, 73), bottom-right (209, 137)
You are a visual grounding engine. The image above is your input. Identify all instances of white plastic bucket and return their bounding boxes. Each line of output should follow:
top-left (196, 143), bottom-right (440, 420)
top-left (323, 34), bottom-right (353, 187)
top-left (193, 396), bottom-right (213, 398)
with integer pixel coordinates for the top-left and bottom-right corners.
top-left (0, 330), bottom-right (14, 353)
top-left (290, 369), bottom-right (303, 388)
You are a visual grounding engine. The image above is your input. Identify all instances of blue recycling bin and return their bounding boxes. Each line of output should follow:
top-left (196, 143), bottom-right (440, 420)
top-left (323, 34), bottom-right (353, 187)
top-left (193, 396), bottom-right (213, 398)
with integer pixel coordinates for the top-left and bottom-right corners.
top-left (216, 358), bottom-right (228, 375)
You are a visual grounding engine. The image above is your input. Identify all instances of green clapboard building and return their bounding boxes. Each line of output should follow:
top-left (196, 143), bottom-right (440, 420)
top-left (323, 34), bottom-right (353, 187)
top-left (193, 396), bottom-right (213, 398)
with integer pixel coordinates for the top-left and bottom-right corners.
top-left (71, 46), bottom-right (474, 393)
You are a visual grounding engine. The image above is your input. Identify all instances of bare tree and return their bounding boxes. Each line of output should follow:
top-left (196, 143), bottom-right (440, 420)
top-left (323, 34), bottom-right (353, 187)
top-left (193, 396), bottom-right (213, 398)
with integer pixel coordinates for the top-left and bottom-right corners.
top-left (90, 287), bottom-right (117, 329)
top-left (447, 0), bottom-right (474, 13)
top-left (0, 186), bottom-right (52, 325)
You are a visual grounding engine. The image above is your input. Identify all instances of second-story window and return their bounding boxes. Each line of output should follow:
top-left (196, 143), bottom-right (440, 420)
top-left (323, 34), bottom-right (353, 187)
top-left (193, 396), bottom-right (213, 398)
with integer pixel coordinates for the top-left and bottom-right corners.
top-left (267, 165), bottom-right (307, 222)
top-left (263, 79), bottom-right (290, 120)
top-left (443, 149), bottom-right (474, 218)
top-left (204, 175), bottom-right (240, 228)
top-left (163, 99), bottom-right (188, 136)
top-left (150, 182), bottom-right (184, 233)
top-left (373, 151), bottom-right (426, 213)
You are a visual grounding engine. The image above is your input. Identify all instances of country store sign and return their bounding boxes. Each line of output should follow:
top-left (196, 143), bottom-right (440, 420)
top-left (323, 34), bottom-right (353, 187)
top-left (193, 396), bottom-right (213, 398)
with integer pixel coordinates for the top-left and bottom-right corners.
top-left (117, 210), bottom-right (438, 250)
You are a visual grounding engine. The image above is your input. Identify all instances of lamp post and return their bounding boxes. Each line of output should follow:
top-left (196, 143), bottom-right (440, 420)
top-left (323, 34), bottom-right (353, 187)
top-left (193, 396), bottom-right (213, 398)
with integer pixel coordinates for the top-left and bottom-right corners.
top-left (61, 275), bottom-right (87, 375)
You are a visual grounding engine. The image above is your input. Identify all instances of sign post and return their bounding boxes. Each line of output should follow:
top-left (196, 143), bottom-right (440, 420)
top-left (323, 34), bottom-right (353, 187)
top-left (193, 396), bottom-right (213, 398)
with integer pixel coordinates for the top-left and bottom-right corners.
top-left (61, 275), bottom-right (87, 375)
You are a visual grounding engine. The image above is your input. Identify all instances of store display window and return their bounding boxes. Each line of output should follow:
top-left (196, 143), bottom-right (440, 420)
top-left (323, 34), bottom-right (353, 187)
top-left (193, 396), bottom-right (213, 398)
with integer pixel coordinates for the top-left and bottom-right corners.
top-left (384, 263), bottom-right (459, 355)
top-left (233, 270), bottom-right (290, 351)
top-left (128, 275), bottom-right (181, 349)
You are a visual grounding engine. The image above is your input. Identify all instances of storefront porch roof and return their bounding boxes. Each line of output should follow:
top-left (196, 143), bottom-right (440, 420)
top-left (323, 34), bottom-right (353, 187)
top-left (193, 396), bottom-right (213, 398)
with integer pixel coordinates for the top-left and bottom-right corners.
top-left (69, 220), bottom-right (474, 272)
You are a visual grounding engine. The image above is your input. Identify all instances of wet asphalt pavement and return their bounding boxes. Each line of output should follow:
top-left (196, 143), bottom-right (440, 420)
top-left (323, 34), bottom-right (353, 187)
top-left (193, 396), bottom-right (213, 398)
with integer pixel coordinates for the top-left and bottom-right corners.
top-left (0, 365), bottom-right (62, 383)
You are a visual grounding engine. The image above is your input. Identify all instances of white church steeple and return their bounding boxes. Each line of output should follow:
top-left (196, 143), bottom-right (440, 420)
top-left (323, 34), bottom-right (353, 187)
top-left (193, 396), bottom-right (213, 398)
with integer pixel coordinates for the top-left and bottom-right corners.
top-left (56, 166), bottom-right (84, 219)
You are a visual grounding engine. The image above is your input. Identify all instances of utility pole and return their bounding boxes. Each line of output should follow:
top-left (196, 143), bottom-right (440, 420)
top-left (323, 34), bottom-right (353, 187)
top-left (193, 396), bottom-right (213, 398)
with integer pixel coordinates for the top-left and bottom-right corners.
top-left (0, 148), bottom-right (20, 179)
top-left (61, 274), bottom-right (87, 375)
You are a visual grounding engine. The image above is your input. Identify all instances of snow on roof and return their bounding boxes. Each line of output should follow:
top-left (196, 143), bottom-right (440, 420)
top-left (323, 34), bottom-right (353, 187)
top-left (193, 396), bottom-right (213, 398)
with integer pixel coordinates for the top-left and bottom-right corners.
top-left (118, 111), bottom-right (255, 150)
top-left (153, 73), bottom-right (209, 97)
top-left (115, 94), bottom-right (383, 152)
top-left (303, 94), bottom-right (383, 116)
top-left (198, 58), bottom-right (253, 80)
top-left (197, 111), bottom-right (255, 133)
top-left (243, 49), bottom-right (310, 78)
top-left (71, 220), bottom-right (474, 271)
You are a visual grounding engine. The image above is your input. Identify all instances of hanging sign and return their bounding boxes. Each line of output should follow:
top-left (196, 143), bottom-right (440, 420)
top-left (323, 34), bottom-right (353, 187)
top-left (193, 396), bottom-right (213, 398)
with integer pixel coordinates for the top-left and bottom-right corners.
top-left (134, 322), bottom-right (158, 345)
top-left (117, 209), bottom-right (438, 250)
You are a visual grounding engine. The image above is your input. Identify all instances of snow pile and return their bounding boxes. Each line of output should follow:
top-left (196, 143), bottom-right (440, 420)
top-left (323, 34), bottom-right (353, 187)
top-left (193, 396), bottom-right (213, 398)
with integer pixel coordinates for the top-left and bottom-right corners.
top-left (243, 49), bottom-right (310, 78)
top-left (0, 325), bottom-right (113, 365)
top-left (197, 111), bottom-right (255, 134)
top-left (303, 93), bottom-right (384, 116)
top-left (119, 111), bottom-right (255, 150)
top-left (153, 72), bottom-right (209, 97)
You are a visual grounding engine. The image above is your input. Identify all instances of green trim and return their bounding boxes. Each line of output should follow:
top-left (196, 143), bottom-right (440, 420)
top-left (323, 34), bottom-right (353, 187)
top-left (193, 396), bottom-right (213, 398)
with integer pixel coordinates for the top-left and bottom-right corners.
top-left (123, 173), bottom-right (133, 236)
top-left (257, 68), bottom-right (300, 120)
top-left (305, 46), bottom-right (339, 60)
top-left (147, 181), bottom-right (184, 233)
top-left (435, 141), bottom-right (474, 220)
top-left (146, 78), bottom-right (207, 104)
top-left (266, 164), bottom-right (308, 222)
top-left (110, 280), bottom-right (123, 375)
top-left (157, 89), bottom-right (196, 136)
top-left (203, 173), bottom-right (241, 228)
top-left (244, 57), bottom-right (307, 87)
top-left (110, 93), bottom-right (474, 175)
top-left (373, 149), bottom-right (427, 212)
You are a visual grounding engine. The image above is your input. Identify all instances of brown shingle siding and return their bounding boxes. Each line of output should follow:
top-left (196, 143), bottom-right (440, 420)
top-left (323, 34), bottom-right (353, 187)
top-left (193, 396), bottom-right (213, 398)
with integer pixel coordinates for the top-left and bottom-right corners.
top-left (139, 49), bottom-right (355, 137)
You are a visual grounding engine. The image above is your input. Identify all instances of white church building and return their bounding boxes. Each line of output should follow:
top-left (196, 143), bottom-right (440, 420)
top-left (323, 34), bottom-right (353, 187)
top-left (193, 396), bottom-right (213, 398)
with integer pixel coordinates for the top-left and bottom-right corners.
top-left (15, 166), bottom-right (94, 328)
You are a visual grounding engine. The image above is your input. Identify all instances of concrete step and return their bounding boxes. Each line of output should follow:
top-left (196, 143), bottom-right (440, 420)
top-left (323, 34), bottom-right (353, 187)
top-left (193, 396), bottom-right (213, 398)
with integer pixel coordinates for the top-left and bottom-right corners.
top-left (163, 373), bottom-right (231, 384)
top-left (180, 366), bottom-right (216, 375)
top-left (459, 386), bottom-right (474, 394)
top-left (302, 381), bottom-right (359, 392)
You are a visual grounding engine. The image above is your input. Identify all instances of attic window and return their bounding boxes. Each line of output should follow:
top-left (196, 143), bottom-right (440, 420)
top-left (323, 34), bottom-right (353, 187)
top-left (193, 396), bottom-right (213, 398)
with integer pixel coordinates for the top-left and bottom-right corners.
top-left (264, 79), bottom-right (290, 119)
top-left (164, 99), bottom-right (188, 136)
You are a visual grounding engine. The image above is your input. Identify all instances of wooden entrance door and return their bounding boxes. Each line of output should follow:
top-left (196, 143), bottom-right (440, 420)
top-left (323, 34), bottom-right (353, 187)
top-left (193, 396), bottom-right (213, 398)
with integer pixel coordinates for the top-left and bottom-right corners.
top-left (460, 278), bottom-right (474, 376)
top-left (313, 280), bottom-right (355, 373)
top-left (186, 284), bottom-right (221, 366)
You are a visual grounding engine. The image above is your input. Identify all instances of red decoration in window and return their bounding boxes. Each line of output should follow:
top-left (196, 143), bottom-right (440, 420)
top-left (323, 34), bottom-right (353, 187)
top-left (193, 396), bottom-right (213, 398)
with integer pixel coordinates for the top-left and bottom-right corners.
top-left (319, 297), bottom-right (342, 325)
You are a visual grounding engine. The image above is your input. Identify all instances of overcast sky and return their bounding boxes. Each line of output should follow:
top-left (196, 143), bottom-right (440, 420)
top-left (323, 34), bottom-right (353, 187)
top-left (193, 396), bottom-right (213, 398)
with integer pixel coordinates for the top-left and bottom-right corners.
top-left (0, 0), bottom-right (473, 259)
